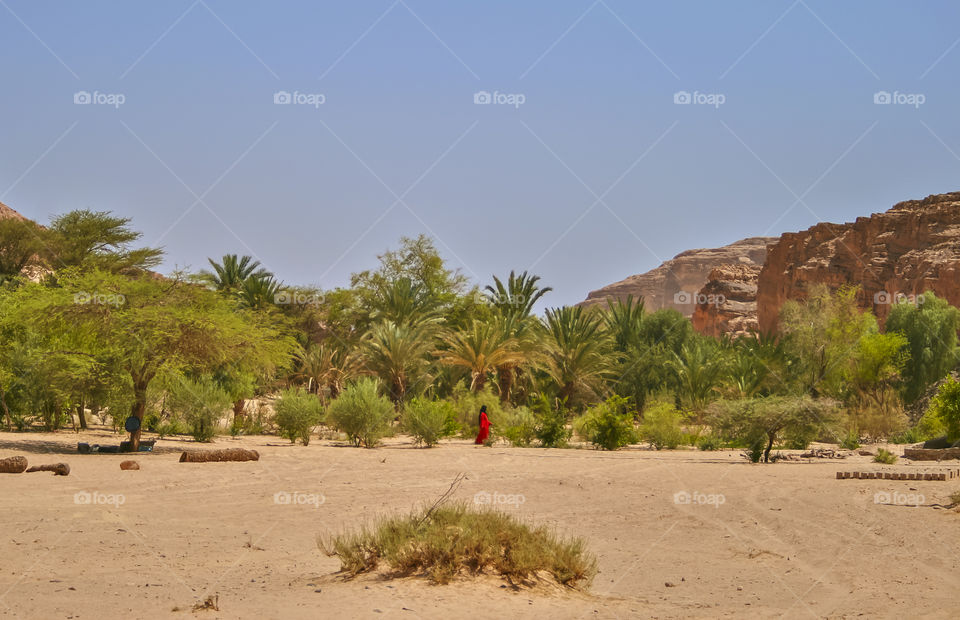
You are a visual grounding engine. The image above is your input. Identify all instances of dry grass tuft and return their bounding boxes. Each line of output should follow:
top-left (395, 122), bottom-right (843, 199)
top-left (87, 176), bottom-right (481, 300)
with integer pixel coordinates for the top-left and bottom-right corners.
top-left (320, 502), bottom-right (596, 588)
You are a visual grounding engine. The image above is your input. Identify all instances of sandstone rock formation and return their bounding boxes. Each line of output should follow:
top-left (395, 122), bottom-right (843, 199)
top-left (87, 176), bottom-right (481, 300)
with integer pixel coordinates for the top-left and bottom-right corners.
top-left (0, 200), bottom-right (27, 221)
top-left (580, 237), bottom-right (775, 316)
top-left (692, 264), bottom-right (761, 337)
top-left (757, 192), bottom-right (960, 333)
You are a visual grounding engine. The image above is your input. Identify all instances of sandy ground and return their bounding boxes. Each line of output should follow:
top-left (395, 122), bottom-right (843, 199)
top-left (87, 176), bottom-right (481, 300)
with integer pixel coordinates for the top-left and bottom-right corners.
top-left (1, 430), bottom-right (959, 620)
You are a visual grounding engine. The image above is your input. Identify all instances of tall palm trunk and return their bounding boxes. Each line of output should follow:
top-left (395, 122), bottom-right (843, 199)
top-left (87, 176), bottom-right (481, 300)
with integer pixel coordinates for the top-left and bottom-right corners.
top-left (496, 366), bottom-right (513, 403)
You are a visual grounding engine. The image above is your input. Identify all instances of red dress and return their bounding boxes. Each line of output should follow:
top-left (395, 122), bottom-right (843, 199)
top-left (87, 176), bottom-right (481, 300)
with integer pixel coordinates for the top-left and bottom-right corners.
top-left (475, 412), bottom-right (490, 444)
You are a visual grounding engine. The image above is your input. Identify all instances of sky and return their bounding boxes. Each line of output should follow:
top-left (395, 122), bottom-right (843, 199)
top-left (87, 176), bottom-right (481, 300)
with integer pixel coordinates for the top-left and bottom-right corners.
top-left (2, 0), bottom-right (960, 309)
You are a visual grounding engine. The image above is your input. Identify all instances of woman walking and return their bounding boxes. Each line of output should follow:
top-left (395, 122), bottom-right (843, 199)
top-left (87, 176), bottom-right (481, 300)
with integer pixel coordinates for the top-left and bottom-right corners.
top-left (475, 405), bottom-right (491, 445)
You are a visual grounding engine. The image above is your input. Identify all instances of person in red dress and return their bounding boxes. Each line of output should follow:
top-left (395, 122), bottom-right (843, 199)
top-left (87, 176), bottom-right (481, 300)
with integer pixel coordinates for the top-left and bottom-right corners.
top-left (475, 405), bottom-right (491, 445)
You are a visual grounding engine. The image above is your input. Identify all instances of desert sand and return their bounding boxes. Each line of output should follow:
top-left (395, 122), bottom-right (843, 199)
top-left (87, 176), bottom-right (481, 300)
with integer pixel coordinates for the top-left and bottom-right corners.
top-left (1, 431), bottom-right (959, 619)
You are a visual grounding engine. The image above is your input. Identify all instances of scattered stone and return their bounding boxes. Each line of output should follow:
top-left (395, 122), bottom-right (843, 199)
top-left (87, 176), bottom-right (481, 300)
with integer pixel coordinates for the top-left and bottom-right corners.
top-left (120, 460), bottom-right (140, 470)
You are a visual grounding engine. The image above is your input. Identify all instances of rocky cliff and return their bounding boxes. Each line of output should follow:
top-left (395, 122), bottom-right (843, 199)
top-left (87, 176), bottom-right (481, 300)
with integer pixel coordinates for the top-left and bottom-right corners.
top-left (0, 200), bottom-right (27, 221)
top-left (757, 192), bottom-right (960, 333)
top-left (692, 264), bottom-right (761, 337)
top-left (580, 237), bottom-right (775, 316)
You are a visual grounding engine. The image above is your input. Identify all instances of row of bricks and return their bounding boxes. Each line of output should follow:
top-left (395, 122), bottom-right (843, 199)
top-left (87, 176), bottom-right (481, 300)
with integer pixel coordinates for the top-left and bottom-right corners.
top-left (836, 471), bottom-right (955, 480)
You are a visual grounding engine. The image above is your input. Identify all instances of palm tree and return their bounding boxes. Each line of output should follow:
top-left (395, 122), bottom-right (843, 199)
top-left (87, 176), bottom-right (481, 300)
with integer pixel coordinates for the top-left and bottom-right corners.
top-left (363, 320), bottom-right (437, 405)
top-left (667, 338), bottom-right (727, 417)
top-left (371, 277), bottom-right (440, 326)
top-left (484, 271), bottom-right (552, 320)
top-left (435, 319), bottom-right (526, 392)
top-left (603, 295), bottom-right (645, 351)
top-left (201, 254), bottom-right (270, 292)
top-left (294, 343), bottom-right (365, 404)
top-left (237, 273), bottom-right (281, 310)
top-left (542, 306), bottom-right (611, 405)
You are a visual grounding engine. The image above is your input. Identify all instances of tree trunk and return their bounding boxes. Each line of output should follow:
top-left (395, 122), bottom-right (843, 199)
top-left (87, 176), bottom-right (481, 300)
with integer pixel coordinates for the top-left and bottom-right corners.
top-left (471, 371), bottom-right (486, 392)
top-left (129, 378), bottom-right (149, 452)
top-left (496, 366), bottom-right (513, 403)
top-left (232, 399), bottom-right (245, 425)
top-left (76, 398), bottom-right (87, 430)
top-left (763, 433), bottom-right (775, 463)
top-left (0, 387), bottom-right (12, 431)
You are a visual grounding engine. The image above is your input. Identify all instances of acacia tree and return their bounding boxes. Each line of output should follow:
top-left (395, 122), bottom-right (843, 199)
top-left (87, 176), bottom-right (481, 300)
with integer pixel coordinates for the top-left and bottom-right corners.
top-left (21, 269), bottom-right (293, 449)
top-left (885, 292), bottom-right (960, 404)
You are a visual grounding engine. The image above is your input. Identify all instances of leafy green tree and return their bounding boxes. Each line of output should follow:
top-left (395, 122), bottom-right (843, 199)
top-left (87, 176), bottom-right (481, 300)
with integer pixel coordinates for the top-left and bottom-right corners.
top-left (927, 378), bottom-right (960, 442)
top-left (47, 209), bottom-right (162, 273)
top-left (885, 292), bottom-right (960, 403)
top-left (167, 375), bottom-right (232, 442)
top-left (0, 218), bottom-right (49, 283)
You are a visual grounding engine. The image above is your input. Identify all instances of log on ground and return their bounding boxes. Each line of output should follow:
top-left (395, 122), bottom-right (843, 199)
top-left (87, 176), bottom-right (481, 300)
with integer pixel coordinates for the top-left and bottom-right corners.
top-left (25, 463), bottom-right (70, 476)
top-left (179, 448), bottom-right (260, 463)
top-left (0, 456), bottom-right (28, 473)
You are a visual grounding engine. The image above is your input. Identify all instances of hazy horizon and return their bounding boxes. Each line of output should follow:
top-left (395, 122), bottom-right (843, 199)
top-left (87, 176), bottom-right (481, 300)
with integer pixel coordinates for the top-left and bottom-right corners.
top-left (3, 1), bottom-right (960, 308)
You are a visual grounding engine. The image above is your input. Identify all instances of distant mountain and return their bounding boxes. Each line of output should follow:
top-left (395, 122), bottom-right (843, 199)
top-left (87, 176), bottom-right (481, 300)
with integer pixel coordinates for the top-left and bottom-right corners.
top-left (579, 237), bottom-right (776, 317)
top-left (0, 200), bottom-right (28, 221)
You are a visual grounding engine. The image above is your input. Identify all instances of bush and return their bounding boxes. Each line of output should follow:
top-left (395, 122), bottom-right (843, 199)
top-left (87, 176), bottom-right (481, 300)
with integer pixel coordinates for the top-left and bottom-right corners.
top-left (531, 394), bottom-right (571, 448)
top-left (697, 433), bottom-right (724, 451)
top-left (321, 502), bottom-right (596, 587)
top-left (167, 376), bottom-right (231, 443)
top-left (874, 447), bottom-right (898, 464)
top-left (709, 396), bottom-right (839, 463)
top-left (574, 396), bottom-right (638, 451)
top-left (839, 429), bottom-right (861, 450)
top-left (402, 398), bottom-right (459, 447)
top-left (639, 402), bottom-right (686, 450)
top-left (326, 378), bottom-right (395, 447)
top-left (927, 378), bottom-right (960, 442)
top-left (275, 388), bottom-right (324, 445)
top-left (891, 407), bottom-right (947, 444)
top-left (497, 406), bottom-right (537, 447)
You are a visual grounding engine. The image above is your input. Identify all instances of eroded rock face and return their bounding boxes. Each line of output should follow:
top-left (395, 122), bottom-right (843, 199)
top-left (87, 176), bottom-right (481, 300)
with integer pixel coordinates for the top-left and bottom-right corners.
top-left (757, 192), bottom-right (960, 333)
top-left (0, 200), bottom-right (27, 221)
top-left (580, 237), bottom-right (775, 316)
top-left (692, 264), bottom-right (761, 337)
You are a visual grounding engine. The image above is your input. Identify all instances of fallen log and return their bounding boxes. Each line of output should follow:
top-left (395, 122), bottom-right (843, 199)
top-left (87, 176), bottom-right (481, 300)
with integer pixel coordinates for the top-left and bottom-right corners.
top-left (25, 463), bottom-right (70, 476)
top-left (179, 448), bottom-right (259, 463)
top-left (0, 456), bottom-right (28, 473)
top-left (120, 460), bottom-right (140, 470)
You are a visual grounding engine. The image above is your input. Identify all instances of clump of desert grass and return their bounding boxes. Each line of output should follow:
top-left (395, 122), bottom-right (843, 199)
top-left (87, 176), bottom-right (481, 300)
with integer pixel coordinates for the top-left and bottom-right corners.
top-left (319, 502), bottom-right (596, 588)
top-left (874, 448), bottom-right (898, 464)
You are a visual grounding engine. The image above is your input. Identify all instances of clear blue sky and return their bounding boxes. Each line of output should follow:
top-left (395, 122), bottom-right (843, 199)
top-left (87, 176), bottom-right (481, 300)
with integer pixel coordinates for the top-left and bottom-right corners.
top-left (2, 1), bottom-right (959, 308)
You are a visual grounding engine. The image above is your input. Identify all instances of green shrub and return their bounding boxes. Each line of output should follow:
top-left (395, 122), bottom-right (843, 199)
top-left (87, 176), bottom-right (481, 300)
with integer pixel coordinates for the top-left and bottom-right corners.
top-left (574, 396), bottom-right (638, 451)
top-left (874, 447), bottom-right (898, 464)
top-left (321, 502), bottom-right (596, 587)
top-left (402, 398), bottom-right (459, 447)
top-left (839, 429), bottom-right (861, 450)
top-left (496, 406), bottom-right (536, 447)
top-left (275, 388), bottom-right (324, 445)
top-left (639, 402), bottom-right (686, 450)
top-left (709, 396), bottom-right (839, 463)
top-left (326, 378), bottom-right (394, 447)
top-left (167, 375), bottom-right (231, 443)
top-left (531, 394), bottom-right (571, 448)
top-left (927, 378), bottom-right (960, 441)
top-left (697, 433), bottom-right (723, 451)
